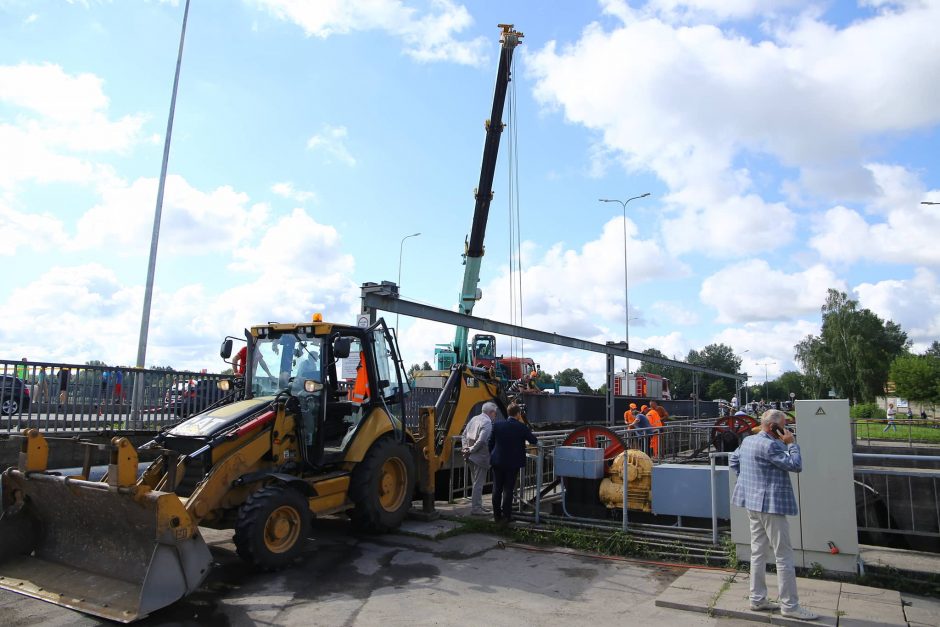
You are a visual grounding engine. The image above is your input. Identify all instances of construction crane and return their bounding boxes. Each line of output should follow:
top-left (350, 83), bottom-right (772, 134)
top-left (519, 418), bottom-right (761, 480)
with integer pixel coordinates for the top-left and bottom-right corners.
top-left (435, 23), bottom-right (524, 370)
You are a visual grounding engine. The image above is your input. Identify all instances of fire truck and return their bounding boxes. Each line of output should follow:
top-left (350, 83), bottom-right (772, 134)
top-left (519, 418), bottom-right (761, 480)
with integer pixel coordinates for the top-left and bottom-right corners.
top-left (613, 371), bottom-right (672, 400)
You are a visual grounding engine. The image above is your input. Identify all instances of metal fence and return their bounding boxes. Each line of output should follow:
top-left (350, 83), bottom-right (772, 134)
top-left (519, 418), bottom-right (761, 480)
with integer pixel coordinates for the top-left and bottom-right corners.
top-left (852, 419), bottom-right (940, 448)
top-left (854, 453), bottom-right (940, 551)
top-left (1, 359), bottom-right (229, 432)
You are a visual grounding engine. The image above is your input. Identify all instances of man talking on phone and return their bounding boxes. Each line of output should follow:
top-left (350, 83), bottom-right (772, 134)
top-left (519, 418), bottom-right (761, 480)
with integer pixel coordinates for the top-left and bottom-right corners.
top-left (730, 410), bottom-right (818, 621)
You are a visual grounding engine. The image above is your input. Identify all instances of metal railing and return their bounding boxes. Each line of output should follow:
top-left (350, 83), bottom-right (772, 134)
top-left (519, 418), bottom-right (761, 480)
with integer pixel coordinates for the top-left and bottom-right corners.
top-left (446, 422), bottom-right (733, 547)
top-left (854, 453), bottom-right (940, 545)
top-left (852, 419), bottom-right (940, 448)
top-left (1, 360), bottom-right (230, 433)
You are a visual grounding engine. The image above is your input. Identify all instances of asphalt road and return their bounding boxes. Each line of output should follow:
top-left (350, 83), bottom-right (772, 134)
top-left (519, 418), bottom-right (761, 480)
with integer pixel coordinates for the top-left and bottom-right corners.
top-left (0, 518), bottom-right (759, 627)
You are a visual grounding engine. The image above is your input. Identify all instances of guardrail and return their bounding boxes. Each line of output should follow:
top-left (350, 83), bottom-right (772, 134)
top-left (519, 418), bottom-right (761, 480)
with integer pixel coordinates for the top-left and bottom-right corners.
top-left (853, 419), bottom-right (940, 448)
top-left (853, 453), bottom-right (940, 548)
top-left (1, 360), bottom-right (230, 432)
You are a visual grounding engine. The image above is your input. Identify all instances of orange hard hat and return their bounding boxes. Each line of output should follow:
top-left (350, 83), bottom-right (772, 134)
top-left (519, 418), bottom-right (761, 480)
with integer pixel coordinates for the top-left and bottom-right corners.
top-left (629, 403), bottom-right (637, 409)
top-left (641, 405), bottom-right (649, 412)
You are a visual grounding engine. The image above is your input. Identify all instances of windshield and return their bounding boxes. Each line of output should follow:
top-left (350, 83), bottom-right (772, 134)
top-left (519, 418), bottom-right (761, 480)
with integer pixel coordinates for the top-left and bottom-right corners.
top-left (251, 334), bottom-right (323, 397)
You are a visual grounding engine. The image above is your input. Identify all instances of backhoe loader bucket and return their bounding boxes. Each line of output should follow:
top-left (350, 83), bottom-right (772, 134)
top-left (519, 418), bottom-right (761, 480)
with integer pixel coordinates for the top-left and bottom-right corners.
top-left (0, 469), bottom-right (212, 623)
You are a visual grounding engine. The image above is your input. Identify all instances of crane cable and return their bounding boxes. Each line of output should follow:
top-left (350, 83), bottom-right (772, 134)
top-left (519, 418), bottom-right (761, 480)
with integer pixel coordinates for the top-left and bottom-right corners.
top-left (506, 54), bottom-right (525, 364)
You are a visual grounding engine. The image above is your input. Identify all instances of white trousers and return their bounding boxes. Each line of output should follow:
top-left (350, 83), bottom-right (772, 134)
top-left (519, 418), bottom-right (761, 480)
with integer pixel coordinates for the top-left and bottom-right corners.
top-left (469, 461), bottom-right (489, 510)
top-left (747, 509), bottom-right (799, 612)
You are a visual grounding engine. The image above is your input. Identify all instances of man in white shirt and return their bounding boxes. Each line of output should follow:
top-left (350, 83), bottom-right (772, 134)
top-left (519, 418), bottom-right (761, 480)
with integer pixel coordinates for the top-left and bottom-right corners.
top-left (461, 402), bottom-right (498, 515)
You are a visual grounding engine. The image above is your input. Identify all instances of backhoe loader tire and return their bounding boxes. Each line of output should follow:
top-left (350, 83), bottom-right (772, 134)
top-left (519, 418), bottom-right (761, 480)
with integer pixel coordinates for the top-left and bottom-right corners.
top-left (349, 437), bottom-right (415, 533)
top-left (234, 484), bottom-right (310, 570)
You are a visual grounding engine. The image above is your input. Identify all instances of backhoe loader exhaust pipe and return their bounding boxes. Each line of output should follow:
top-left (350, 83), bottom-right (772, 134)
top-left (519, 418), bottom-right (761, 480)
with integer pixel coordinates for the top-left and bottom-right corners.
top-left (0, 433), bottom-right (212, 623)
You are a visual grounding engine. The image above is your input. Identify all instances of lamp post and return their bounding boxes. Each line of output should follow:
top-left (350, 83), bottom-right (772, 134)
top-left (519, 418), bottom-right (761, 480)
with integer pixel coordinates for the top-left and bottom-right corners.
top-left (396, 232), bottom-right (421, 335)
top-left (130, 0), bottom-right (191, 424)
top-left (756, 361), bottom-right (776, 402)
top-left (599, 193), bottom-right (651, 377)
top-left (741, 349), bottom-right (750, 406)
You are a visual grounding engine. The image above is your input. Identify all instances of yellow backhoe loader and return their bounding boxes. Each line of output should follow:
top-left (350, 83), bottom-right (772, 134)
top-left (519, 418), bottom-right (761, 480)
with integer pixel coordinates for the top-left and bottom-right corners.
top-left (0, 316), bottom-right (506, 622)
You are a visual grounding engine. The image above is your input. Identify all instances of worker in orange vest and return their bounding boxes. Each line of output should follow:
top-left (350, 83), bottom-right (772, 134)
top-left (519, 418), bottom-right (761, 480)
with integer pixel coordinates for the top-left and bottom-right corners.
top-left (645, 404), bottom-right (664, 458)
top-left (623, 402), bottom-right (637, 425)
top-left (350, 352), bottom-right (370, 405)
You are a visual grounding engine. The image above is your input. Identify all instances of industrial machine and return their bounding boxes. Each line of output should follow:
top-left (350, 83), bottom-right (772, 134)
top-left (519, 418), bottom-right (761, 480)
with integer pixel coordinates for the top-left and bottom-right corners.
top-left (0, 316), bottom-right (507, 622)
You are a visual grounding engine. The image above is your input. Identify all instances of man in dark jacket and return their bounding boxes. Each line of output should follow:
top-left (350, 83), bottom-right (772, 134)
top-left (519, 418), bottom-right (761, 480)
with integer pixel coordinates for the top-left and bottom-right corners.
top-left (488, 403), bottom-right (538, 523)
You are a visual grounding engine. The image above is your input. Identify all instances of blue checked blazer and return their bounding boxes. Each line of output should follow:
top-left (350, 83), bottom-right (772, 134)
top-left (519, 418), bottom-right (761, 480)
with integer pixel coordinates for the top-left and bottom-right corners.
top-left (729, 431), bottom-right (802, 516)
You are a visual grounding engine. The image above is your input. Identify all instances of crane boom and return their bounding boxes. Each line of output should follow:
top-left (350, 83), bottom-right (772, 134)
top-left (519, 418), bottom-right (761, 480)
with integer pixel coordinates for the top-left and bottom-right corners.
top-left (453, 23), bottom-right (523, 364)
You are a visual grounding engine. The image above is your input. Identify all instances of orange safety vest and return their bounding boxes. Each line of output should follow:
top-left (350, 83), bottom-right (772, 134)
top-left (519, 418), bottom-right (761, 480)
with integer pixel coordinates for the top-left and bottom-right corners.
top-left (646, 409), bottom-right (663, 457)
top-left (350, 353), bottom-right (370, 404)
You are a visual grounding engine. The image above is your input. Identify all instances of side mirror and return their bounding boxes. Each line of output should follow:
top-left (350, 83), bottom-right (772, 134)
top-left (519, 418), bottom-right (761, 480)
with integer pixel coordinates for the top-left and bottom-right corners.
top-left (220, 339), bottom-right (233, 359)
top-left (333, 337), bottom-right (351, 359)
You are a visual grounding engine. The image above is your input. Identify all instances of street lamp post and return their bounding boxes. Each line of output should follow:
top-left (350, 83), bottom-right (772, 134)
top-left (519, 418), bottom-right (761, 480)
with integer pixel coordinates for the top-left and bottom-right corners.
top-left (130, 0), bottom-right (191, 424)
top-left (599, 193), bottom-right (651, 378)
top-left (756, 361), bottom-right (776, 402)
top-left (396, 232), bottom-right (421, 335)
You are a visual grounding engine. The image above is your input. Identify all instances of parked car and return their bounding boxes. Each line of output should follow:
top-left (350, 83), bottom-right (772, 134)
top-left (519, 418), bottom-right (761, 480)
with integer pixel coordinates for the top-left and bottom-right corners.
top-left (165, 379), bottom-right (225, 417)
top-left (1, 375), bottom-right (30, 415)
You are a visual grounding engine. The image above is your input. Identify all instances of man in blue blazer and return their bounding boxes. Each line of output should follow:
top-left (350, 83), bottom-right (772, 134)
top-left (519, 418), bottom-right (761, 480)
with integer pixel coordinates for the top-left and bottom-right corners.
top-left (730, 410), bottom-right (817, 621)
top-left (487, 403), bottom-right (538, 523)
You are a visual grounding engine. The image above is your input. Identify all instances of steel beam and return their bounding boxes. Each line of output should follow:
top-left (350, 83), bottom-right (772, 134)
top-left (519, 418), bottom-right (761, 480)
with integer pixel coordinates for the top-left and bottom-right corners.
top-left (361, 282), bottom-right (745, 382)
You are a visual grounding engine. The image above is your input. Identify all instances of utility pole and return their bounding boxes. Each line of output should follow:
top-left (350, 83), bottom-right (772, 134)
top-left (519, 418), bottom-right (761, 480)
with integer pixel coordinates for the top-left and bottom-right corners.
top-left (756, 361), bottom-right (776, 401)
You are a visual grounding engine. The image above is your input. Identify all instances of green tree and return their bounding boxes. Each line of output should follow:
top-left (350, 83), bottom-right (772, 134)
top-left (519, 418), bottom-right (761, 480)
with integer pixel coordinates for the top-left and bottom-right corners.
top-left (926, 341), bottom-right (940, 358)
top-left (85, 359), bottom-right (108, 367)
top-left (639, 348), bottom-right (695, 399)
top-left (554, 368), bottom-right (593, 394)
top-left (890, 354), bottom-right (940, 404)
top-left (684, 344), bottom-right (743, 401)
top-left (776, 370), bottom-right (806, 400)
top-left (421, 361), bottom-right (432, 370)
top-left (794, 289), bottom-right (910, 404)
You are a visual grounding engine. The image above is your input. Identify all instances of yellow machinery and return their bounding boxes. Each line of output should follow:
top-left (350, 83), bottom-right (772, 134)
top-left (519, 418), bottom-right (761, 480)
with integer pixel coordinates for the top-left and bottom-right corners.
top-left (598, 449), bottom-right (653, 512)
top-left (0, 317), bottom-right (506, 622)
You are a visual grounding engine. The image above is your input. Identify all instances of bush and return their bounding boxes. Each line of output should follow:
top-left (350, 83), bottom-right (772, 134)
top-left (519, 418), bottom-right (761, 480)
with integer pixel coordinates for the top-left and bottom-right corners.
top-left (850, 402), bottom-right (886, 420)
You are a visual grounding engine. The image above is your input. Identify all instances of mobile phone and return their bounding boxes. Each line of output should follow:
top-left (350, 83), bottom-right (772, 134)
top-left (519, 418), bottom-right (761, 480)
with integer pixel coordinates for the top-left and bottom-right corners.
top-left (771, 424), bottom-right (786, 438)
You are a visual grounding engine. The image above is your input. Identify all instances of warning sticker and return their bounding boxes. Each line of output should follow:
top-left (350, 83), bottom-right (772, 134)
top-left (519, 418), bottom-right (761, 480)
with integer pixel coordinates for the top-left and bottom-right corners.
top-left (815, 407), bottom-right (826, 415)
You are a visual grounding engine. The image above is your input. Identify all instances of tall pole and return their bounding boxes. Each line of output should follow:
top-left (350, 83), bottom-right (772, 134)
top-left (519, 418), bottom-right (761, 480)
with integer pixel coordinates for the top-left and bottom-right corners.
top-left (599, 193), bottom-right (650, 382)
top-left (756, 361), bottom-right (775, 402)
top-left (396, 232), bottom-right (421, 336)
top-left (130, 0), bottom-right (191, 423)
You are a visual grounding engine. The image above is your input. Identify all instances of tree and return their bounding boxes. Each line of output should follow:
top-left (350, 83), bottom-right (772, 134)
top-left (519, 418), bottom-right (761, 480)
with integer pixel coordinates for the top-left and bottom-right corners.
top-left (794, 289), bottom-right (910, 404)
top-left (554, 368), bottom-right (593, 394)
top-left (890, 354), bottom-right (940, 404)
top-left (638, 348), bottom-right (669, 376)
top-left (85, 359), bottom-right (108, 367)
top-left (421, 361), bottom-right (432, 371)
top-left (776, 371), bottom-right (807, 400)
top-left (684, 344), bottom-right (743, 401)
top-left (926, 341), bottom-right (940, 358)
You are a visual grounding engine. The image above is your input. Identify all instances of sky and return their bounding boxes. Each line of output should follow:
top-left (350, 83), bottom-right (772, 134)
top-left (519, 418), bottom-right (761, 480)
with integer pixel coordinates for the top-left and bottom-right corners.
top-left (1, 0), bottom-right (938, 389)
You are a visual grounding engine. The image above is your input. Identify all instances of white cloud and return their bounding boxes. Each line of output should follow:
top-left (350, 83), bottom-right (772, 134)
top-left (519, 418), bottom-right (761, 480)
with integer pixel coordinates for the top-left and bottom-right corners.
top-left (74, 175), bottom-right (270, 256)
top-left (700, 259), bottom-right (843, 323)
top-left (0, 63), bottom-right (146, 193)
top-left (712, 319), bottom-right (821, 377)
top-left (809, 166), bottom-right (940, 266)
top-left (527, 2), bottom-right (940, 256)
top-left (0, 206), bottom-right (362, 369)
top-left (271, 181), bottom-right (317, 203)
top-left (306, 124), bottom-right (356, 166)
top-left (250, 0), bottom-right (488, 65)
top-left (473, 217), bottom-right (690, 339)
top-left (854, 268), bottom-right (940, 352)
top-left (0, 198), bottom-right (69, 257)
top-left (651, 301), bottom-right (699, 325)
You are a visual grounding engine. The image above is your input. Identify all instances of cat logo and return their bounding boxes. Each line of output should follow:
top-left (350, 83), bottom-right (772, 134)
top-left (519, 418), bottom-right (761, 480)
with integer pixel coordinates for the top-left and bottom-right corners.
top-left (815, 406), bottom-right (826, 415)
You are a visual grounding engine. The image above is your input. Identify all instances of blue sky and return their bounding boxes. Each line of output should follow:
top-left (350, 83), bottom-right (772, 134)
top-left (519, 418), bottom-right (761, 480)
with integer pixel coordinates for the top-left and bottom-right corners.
top-left (1, 0), bottom-right (938, 388)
